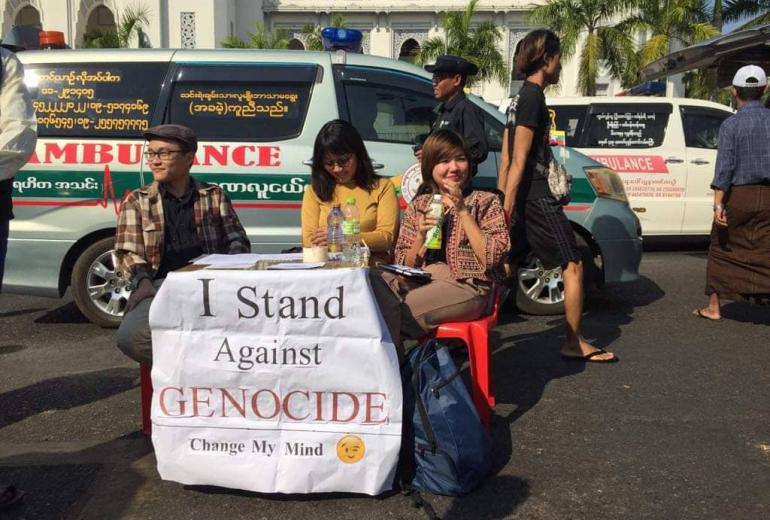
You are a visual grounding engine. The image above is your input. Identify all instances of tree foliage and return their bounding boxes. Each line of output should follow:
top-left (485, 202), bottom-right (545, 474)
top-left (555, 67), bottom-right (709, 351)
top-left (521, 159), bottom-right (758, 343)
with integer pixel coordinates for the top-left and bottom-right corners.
top-left (222, 23), bottom-right (289, 49)
top-left (301, 14), bottom-right (348, 51)
top-left (529, 0), bottom-right (637, 95)
top-left (415, 0), bottom-right (507, 88)
top-left (723, 0), bottom-right (770, 29)
top-left (81, 4), bottom-right (150, 48)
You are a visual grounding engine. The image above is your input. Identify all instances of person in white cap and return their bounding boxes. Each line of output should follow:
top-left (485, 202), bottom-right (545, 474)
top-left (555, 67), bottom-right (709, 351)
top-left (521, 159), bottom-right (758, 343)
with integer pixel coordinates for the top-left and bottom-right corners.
top-left (693, 64), bottom-right (770, 320)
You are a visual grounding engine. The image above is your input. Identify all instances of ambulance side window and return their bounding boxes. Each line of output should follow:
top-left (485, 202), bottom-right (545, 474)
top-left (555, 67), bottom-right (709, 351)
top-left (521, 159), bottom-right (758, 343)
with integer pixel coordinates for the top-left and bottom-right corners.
top-left (24, 62), bottom-right (168, 137)
top-left (166, 65), bottom-right (317, 142)
top-left (343, 82), bottom-right (436, 144)
top-left (550, 105), bottom-right (587, 147)
top-left (680, 107), bottom-right (731, 150)
top-left (582, 103), bottom-right (672, 148)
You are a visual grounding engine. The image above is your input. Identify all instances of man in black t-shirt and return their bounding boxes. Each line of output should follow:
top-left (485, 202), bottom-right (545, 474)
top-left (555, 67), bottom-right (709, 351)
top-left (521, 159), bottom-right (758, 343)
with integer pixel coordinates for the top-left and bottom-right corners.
top-left (500, 29), bottom-right (618, 364)
top-left (504, 80), bottom-right (552, 204)
top-left (417, 55), bottom-right (488, 176)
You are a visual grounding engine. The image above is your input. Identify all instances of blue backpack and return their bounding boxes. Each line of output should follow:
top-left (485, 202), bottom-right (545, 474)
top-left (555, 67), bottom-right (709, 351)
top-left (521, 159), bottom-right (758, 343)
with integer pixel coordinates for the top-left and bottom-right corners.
top-left (400, 339), bottom-right (492, 496)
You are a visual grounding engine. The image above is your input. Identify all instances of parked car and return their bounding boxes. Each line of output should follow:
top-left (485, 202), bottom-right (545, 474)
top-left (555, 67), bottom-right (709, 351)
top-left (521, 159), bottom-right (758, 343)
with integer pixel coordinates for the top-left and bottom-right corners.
top-left (501, 96), bottom-right (734, 236)
top-left (6, 48), bottom-right (641, 325)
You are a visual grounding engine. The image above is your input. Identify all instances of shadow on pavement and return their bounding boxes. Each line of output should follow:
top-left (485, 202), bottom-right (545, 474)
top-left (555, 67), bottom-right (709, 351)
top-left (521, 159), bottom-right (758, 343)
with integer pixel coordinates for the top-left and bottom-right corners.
top-left (0, 307), bottom-right (46, 319)
top-left (721, 301), bottom-right (770, 325)
top-left (490, 273), bottom-right (665, 427)
top-left (34, 301), bottom-right (91, 325)
top-left (0, 345), bottom-right (24, 356)
top-left (0, 432), bottom-right (154, 520)
top-left (0, 367), bottom-right (137, 429)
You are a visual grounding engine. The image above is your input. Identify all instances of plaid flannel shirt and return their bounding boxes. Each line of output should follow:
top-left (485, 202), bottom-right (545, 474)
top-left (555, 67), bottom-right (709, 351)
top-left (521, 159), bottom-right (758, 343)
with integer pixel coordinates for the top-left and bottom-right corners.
top-left (115, 179), bottom-right (250, 280)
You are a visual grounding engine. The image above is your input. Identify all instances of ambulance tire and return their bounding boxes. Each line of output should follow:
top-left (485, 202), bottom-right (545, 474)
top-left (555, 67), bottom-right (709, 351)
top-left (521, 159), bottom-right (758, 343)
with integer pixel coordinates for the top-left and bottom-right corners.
top-left (71, 237), bottom-right (131, 328)
top-left (514, 233), bottom-right (595, 316)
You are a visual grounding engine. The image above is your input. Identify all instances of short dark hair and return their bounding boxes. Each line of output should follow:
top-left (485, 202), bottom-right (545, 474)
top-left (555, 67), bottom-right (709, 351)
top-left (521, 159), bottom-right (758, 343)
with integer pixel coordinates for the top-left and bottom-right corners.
top-left (516, 29), bottom-right (561, 77)
top-left (735, 86), bottom-right (764, 102)
top-left (310, 119), bottom-right (379, 202)
top-left (419, 129), bottom-right (471, 193)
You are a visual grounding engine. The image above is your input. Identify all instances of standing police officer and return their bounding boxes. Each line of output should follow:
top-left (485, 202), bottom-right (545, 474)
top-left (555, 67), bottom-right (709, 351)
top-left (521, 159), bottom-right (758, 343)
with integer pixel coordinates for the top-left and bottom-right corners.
top-left (417, 55), bottom-right (488, 176)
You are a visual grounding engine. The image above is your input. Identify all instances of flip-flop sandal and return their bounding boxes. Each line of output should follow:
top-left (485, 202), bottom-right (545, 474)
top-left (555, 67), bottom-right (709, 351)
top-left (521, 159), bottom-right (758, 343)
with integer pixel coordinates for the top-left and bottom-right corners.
top-left (561, 349), bottom-right (619, 363)
top-left (0, 485), bottom-right (25, 510)
top-left (692, 309), bottom-right (721, 321)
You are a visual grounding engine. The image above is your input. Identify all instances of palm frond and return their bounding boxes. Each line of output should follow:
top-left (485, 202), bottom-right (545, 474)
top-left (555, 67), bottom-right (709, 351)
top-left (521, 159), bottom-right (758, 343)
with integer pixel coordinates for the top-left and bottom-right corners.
top-left (578, 30), bottom-right (600, 96)
top-left (723, 0), bottom-right (770, 23)
top-left (117, 4), bottom-right (150, 47)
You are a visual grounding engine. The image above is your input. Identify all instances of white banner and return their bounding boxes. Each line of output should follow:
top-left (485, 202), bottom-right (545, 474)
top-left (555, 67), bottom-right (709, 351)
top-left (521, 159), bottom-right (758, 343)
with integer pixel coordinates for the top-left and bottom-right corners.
top-left (148, 268), bottom-right (402, 495)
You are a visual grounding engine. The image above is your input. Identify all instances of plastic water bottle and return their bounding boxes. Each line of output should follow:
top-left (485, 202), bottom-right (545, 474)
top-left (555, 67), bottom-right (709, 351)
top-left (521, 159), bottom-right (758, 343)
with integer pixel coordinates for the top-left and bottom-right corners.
top-left (342, 196), bottom-right (361, 264)
top-left (327, 204), bottom-right (344, 253)
top-left (425, 194), bottom-right (443, 250)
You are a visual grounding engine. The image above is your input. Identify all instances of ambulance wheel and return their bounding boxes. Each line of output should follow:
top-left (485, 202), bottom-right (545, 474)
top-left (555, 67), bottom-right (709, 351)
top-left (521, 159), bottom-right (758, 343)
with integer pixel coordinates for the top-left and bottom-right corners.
top-left (514, 233), bottom-right (595, 316)
top-left (71, 237), bottom-right (132, 328)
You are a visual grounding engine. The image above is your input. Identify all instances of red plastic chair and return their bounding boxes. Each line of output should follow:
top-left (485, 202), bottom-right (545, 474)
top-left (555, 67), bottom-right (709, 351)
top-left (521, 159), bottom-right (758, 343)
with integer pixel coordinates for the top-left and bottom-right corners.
top-left (434, 285), bottom-right (502, 429)
top-left (140, 363), bottom-right (152, 435)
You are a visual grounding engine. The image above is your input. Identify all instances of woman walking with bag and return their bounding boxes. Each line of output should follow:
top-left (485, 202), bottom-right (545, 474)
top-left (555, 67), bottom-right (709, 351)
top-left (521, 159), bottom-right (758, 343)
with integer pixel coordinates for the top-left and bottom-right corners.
top-left (498, 29), bottom-right (617, 363)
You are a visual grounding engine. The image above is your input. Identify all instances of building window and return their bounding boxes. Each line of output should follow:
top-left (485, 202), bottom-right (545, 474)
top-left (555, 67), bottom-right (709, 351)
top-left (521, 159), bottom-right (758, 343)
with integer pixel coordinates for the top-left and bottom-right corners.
top-left (15, 5), bottom-right (41, 28)
top-left (181, 12), bottom-right (196, 49)
top-left (398, 39), bottom-right (420, 63)
top-left (86, 6), bottom-right (116, 33)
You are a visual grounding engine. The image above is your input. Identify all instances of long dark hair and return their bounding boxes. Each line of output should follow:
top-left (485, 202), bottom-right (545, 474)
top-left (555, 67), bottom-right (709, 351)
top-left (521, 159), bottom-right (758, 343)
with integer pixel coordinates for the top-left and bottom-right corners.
top-left (516, 29), bottom-right (561, 77)
top-left (418, 129), bottom-right (472, 195)
top-left (311, 119), bottom-right (378, 202)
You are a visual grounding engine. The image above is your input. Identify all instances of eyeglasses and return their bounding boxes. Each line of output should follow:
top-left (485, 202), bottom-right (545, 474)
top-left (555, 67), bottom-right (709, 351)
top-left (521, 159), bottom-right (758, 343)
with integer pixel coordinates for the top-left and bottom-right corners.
top-left (143, 150), bottom-right (185, 161)
top-left (322, 155), bottom-right (353, 169)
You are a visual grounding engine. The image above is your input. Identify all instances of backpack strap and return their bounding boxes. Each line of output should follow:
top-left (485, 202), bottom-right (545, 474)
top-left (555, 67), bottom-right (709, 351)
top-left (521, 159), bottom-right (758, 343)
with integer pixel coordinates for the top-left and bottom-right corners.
top-left (413, 341), bottom-right (439, 453)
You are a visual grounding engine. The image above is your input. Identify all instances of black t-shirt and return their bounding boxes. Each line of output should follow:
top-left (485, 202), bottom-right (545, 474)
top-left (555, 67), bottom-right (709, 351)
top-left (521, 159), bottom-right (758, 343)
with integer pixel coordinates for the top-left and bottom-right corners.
top-left (507, 81), bottom-right (551, 202)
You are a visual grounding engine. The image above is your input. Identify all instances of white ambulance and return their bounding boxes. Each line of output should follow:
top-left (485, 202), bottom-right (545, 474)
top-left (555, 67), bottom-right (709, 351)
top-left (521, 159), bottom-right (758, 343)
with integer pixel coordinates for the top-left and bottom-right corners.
top-left (546, 97), bottom-right (734, 236)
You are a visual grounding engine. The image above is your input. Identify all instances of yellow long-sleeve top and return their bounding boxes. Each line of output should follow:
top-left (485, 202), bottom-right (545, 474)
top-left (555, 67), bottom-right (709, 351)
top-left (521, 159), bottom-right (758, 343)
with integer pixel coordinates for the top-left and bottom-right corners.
top-left (301, 178), bottom-right (399, 265)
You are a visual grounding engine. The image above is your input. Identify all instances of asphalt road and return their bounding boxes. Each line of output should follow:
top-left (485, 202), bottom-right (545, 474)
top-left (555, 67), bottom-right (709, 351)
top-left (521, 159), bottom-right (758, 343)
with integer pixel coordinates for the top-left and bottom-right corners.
top-left (1, 249), bottom-right (768, 520)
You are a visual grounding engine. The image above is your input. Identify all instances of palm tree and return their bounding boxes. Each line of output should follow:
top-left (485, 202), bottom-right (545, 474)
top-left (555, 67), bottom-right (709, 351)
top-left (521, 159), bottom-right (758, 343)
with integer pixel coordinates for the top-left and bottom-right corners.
top-left (415, 0), bottom-right (507, 88)
top-left (529, 0), bottom-right (638, 95)
top-left (301, 14), bottom-right (348, 51)
top-left (619, 0), bottom-right (719, 87)
top-left (81, 4), bottom-right (150, 48)
top-left (222, 23), bottom-right (289, 49)
top-left (724, 0), bottom-right (770, 29)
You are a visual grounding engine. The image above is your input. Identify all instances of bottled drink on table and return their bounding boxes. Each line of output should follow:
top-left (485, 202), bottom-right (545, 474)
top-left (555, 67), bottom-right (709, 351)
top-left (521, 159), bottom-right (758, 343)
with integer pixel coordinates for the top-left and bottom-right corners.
top-left (342, 196), bottom-right (362, 265)
top-left (327, 204), bottom-right (344, 254)
top-left (425, 193), bottom-right (443, 250)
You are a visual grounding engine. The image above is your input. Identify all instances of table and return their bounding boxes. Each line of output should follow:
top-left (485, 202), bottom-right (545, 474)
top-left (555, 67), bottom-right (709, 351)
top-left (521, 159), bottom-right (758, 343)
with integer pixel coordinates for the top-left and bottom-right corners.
top-left (148, 264), bottom-right (403, 495)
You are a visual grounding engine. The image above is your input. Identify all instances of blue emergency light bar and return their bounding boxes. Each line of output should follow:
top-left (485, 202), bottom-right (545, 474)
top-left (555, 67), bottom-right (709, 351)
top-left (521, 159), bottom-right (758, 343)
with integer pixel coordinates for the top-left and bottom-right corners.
top-left (321, 27), bottom-right (363, 53)
top-left (622, 80), bottom-right (666, 96)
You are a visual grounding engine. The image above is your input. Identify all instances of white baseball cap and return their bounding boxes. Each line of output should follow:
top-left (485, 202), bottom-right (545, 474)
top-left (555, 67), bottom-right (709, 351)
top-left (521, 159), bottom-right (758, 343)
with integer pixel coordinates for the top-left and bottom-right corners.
top-left (732, 65), bottom-right (768, 87)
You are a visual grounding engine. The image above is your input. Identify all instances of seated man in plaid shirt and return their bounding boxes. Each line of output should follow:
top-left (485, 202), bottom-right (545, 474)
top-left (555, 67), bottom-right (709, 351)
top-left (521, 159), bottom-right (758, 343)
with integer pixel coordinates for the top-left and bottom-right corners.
top-left (115, 124), bottom-right (250, 365)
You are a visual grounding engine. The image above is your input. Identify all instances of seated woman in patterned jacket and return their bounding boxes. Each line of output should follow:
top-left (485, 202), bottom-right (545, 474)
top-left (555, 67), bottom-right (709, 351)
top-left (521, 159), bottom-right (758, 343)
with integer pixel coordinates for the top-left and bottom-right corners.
top-left (385, 129), bottom-right (510, 334)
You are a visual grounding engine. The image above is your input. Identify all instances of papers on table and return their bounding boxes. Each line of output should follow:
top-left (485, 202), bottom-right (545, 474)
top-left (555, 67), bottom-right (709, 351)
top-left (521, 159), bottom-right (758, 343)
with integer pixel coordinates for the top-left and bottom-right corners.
top-left (266, 262), bottom-right (325, 270)
top-left (192, 253), bottom-right (304, 269)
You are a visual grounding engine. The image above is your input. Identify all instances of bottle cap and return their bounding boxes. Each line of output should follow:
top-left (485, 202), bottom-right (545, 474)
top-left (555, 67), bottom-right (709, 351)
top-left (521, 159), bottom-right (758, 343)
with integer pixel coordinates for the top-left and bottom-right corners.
top-left (345, 196), bottom-right (356, 205)
top-left (432, 193), bottom-right (442, 201)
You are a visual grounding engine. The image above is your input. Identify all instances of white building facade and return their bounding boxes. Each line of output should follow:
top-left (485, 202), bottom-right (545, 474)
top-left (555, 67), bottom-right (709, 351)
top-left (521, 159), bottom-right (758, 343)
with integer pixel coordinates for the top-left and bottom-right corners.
top-left (0, 0), bottom-right (623, 103)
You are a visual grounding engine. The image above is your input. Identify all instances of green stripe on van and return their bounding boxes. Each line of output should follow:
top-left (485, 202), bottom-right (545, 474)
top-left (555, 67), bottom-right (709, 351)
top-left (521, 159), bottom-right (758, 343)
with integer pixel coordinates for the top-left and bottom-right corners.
top-left (13, 170), bottom-right (597, 205)
top-left (471, 175), bottom-right (596, 204)
top-left (12, 170), bottom-right (311, 202)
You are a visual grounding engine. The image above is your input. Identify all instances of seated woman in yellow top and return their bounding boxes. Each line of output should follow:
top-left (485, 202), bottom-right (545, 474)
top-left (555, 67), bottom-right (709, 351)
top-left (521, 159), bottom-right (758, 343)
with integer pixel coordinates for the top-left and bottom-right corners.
top-left (302, 119), bottom-right (399, 265)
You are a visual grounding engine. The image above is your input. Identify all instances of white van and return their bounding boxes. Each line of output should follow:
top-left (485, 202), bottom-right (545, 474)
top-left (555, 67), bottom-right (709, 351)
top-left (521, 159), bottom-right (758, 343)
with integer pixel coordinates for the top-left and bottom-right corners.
top-left (546, 97), bottom-right (734, 236)
top-left (7, 49), bottom-right (642, 325)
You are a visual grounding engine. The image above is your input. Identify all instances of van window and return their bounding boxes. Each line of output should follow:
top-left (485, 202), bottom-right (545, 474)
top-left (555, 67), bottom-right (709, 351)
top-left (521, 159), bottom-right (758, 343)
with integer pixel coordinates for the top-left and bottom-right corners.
top-left (343, 82), bottom-right (435, 144)
top-left (680, 107), bottom-right (731, 150)
top-left (166, 64), bottom-right (317, 141)
top-left (583, 103), bottom-right (672, 148)
top-left (483, 110), bottom-right (504, 152)
top-left (25, 62), bottom-right (168, 137)
top-left (550, 105), bottom-right (587, 147)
